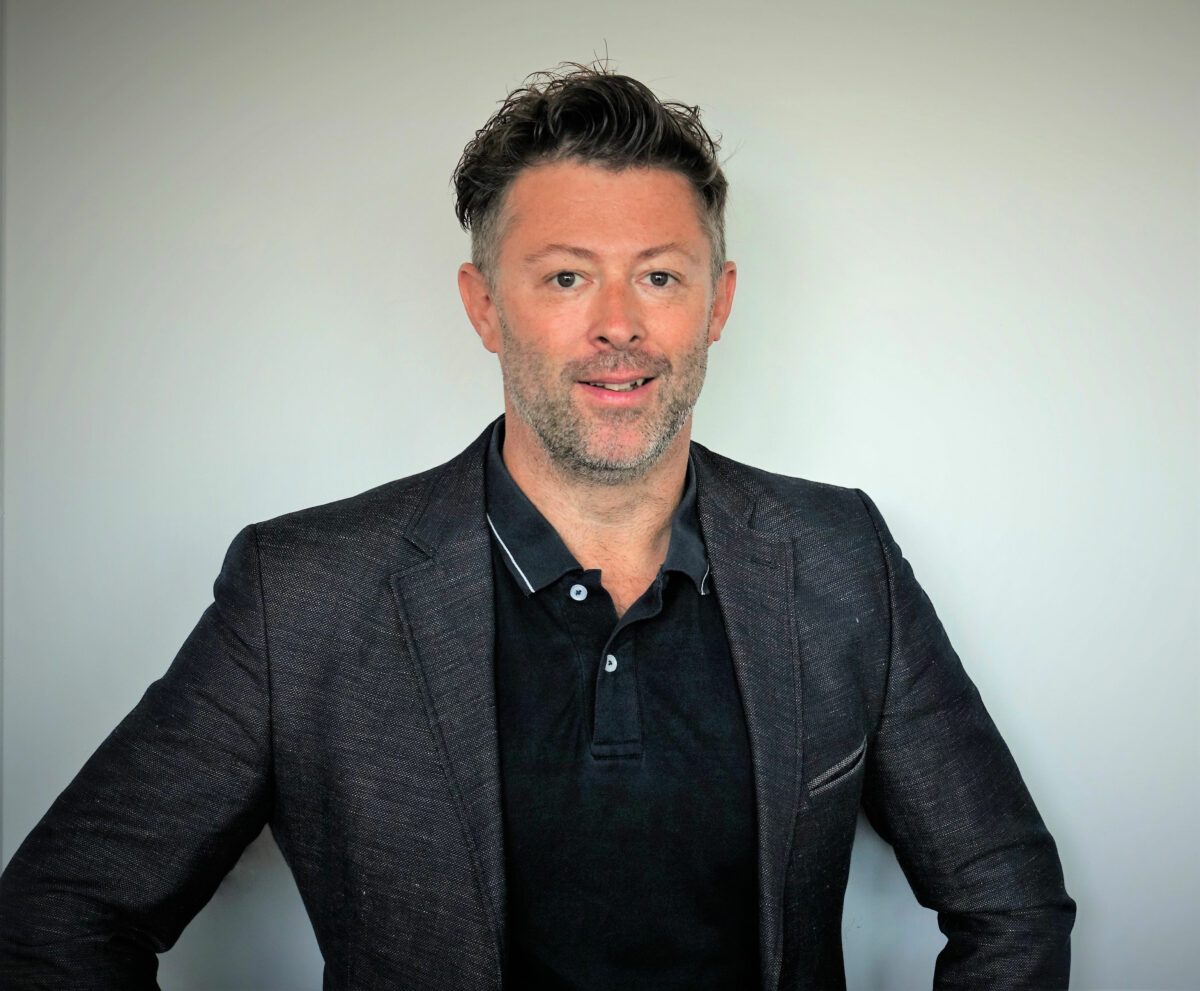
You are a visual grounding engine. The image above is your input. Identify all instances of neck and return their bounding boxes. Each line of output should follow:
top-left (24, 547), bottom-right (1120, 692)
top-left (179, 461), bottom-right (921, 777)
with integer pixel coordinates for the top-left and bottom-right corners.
top-left (500, 412), bottom-right (691, 587)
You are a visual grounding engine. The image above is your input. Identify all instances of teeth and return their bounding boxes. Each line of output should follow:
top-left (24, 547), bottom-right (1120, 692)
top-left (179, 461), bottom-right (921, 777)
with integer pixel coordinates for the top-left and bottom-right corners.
top-left (588, 378), bottom-right (647, 392)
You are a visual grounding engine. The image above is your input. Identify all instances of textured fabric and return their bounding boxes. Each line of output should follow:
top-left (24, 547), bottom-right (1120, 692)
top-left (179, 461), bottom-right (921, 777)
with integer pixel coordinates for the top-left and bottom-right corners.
top-left (485, 425), bottom-right (758, 988)
top-left (0, 419), bottom-right (1075, 990)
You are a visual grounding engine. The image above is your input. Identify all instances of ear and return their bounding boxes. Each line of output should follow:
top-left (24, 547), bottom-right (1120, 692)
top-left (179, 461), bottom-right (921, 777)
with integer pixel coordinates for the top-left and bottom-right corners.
top-left (458, 263), bottom-right (502, 353)
top-left (706, 261), bottom-right (737, 345)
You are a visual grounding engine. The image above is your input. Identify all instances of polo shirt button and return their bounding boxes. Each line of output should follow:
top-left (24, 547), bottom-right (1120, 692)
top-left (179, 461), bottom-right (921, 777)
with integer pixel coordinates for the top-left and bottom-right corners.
top-left (605, 654), bottom-right (618, 672)
top-left (569, 584), bottom-right (588, 601)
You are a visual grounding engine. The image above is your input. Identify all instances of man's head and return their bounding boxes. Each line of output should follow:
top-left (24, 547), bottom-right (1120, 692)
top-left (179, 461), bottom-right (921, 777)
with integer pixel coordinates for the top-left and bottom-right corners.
top-left (453, 64), bottom-right (728, 288)
top-left (455, 66), bottom-right (736, 486)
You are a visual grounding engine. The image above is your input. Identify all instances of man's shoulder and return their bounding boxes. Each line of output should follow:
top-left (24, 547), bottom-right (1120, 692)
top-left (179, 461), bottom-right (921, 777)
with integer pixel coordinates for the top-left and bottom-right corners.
top-left (246, 424), bottom-right (491, 573)
top-left (690, 442), bottom-right (878, 539)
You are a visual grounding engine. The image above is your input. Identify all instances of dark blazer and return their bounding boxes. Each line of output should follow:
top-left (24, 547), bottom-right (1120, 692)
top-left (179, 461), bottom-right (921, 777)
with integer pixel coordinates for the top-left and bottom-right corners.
top-left (0, 423), bottom-right (1074, 990)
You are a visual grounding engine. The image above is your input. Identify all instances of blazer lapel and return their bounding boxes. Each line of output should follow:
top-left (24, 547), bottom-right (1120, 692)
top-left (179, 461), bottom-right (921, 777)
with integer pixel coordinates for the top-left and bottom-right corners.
top-left (695, 449), bottom-right (801, 991)
top-left (388, 437), bottom-right (506, 965)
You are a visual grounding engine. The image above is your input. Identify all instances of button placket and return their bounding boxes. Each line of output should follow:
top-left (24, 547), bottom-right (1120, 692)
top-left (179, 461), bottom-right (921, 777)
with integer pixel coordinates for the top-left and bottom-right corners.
top-left (591, 629), bottom-right (642, 758)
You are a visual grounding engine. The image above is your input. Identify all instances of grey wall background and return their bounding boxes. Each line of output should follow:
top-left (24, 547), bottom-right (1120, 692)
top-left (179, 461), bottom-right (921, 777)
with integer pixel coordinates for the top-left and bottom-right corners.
top-left (3, 1), bottom-right (1197, 988)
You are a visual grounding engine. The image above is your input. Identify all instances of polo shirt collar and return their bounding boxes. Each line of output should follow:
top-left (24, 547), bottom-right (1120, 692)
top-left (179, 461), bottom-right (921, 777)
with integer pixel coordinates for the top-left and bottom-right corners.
top-left (484, 419), bottom-right (710, 596)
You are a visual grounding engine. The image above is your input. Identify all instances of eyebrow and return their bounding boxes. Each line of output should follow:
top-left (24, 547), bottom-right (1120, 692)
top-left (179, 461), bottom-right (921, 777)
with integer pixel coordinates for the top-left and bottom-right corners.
top-left (522, 242), bottom-right (698, 266)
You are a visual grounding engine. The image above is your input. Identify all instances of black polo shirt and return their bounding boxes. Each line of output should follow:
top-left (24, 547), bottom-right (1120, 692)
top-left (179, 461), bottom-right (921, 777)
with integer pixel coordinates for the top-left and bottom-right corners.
top-left (485, 423), bottom-right (758, 990)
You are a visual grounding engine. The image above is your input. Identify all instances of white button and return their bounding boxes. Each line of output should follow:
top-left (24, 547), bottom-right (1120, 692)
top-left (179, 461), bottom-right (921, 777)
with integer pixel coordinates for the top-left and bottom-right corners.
top-left (605, 654), bottom-right (618, 672)
top-left (569, 584), bottom-right (588, 601)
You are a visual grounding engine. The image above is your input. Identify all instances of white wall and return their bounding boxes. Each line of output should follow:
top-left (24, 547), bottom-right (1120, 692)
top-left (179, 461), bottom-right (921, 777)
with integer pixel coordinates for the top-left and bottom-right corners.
top-left (3, 2), bottom-right (1197, 988)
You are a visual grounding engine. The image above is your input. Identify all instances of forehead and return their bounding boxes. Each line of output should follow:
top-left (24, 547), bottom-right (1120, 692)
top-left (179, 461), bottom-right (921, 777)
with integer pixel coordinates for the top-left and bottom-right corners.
top-left (496, 161), bottom-right (709, 260)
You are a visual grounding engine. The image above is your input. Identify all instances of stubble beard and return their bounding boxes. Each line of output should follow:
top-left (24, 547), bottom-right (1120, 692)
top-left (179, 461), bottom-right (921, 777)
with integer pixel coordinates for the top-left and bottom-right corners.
top-left (497, 312), bottom-right (710, 486)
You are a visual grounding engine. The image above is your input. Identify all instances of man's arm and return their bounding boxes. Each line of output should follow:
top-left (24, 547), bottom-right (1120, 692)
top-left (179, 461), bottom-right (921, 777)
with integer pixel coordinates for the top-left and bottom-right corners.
top-left (857, 492), bottom-right (1075, 989)
top-left (0, 526), bottom-right (273, 990)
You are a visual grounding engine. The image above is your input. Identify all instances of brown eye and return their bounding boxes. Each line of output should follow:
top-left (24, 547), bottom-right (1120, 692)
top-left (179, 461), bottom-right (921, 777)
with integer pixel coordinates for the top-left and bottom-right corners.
top-left (555, 272), bottom-right (577, 288)
top-left (648, 271), bottom-right (673, 287)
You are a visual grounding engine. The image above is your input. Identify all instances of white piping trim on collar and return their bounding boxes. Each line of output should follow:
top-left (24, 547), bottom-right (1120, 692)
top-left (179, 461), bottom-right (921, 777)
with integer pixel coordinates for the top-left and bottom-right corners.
top-left (485, 513), bottom-right (535, 594)
top-left (700, 563), bottom-right (711, 595)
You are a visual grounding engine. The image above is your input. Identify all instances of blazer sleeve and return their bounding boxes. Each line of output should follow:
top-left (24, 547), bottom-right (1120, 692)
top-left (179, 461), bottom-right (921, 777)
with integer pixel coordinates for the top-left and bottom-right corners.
top-left (0, 525), bottom-right (273, 990)
top-left (855, 492), bottom-right (1076, 990)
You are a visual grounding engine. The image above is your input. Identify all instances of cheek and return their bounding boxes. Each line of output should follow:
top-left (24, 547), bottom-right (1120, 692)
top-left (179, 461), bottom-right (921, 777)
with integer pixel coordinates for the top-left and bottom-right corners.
top-left (499, 333), bottom-right (556, 390)
top-left (658, 295), bottom-right (713, 328)
top-left (500, 314), bottom-right (576, 365)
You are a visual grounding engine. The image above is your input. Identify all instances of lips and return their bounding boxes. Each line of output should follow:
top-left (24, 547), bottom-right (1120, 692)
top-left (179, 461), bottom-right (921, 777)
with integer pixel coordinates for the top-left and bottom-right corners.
top-left (569, 354), bottom-right (670, 398)
top-left (583, 378), bottom-right (651, 392)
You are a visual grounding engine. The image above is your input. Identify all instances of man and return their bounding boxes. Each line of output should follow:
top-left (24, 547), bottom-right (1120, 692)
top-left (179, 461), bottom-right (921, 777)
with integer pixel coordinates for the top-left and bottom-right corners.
top-left (0, 65), bottom-right (1074, 989)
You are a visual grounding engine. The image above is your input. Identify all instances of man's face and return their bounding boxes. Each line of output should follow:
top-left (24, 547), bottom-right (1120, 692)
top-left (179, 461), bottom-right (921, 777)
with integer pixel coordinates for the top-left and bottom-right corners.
top-left (462, 161), bottom-right (736, 484)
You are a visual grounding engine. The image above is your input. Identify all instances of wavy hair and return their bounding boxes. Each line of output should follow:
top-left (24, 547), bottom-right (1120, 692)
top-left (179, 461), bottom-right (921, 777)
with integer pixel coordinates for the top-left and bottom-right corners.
top-left (453, 63), bottom-right (728, 285)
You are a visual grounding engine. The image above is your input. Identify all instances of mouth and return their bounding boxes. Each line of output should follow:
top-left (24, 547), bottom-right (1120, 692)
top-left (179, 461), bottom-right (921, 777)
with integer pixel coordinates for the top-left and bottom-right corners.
top-left (580, 377), bottom-right (653, 392)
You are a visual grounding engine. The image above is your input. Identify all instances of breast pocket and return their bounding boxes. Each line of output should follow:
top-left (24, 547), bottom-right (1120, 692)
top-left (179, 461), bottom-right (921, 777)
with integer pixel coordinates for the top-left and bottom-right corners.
top-left (807, 737), bottom-right (867, 797)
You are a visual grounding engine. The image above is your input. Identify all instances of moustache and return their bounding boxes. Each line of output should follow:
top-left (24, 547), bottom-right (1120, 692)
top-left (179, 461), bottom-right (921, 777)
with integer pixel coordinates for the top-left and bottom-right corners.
top-left (563, 353), bottom-right (673, 381)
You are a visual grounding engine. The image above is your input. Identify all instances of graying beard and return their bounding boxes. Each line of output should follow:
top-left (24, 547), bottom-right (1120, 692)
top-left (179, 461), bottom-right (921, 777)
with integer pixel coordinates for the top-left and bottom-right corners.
top-left (523, 398), bottom-right (694, 487)
top-left (497, 309), bottom-right (708, 486)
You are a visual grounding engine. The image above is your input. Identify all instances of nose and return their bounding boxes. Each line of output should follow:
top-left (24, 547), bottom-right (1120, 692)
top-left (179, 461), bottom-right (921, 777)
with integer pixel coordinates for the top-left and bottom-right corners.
top-left (590, 280), bottom-right (642, 350)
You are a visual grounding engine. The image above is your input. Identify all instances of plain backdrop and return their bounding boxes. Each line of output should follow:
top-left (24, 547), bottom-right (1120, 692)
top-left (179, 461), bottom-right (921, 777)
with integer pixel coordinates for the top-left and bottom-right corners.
top-left (3, 2), bottom-right (1197, 989)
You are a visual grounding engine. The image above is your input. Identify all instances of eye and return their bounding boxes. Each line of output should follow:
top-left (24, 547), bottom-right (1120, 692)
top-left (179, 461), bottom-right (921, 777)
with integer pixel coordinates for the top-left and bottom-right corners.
top-left (647, 271), bottom-right (675, 288)
top-left (554, 271), bottom-right (578, 288)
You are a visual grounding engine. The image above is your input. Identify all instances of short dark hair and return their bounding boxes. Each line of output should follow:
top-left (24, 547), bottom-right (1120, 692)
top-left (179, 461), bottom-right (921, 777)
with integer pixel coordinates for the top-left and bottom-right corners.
top-left (453, 63), bottom-right (728, 285)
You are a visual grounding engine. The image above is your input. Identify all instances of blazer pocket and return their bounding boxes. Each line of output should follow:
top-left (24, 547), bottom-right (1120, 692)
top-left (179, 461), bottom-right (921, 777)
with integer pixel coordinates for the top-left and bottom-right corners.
top-left (807, 737), bottom-right (867, 797)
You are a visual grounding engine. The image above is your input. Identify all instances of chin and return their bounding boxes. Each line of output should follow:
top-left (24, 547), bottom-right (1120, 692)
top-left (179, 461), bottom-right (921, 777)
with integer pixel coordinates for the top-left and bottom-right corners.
top-left (569, 435), bottom-right (678, 481)
top-left (580, 428), bottom-right (661, 466)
